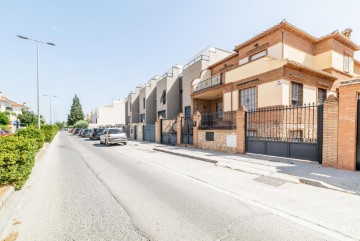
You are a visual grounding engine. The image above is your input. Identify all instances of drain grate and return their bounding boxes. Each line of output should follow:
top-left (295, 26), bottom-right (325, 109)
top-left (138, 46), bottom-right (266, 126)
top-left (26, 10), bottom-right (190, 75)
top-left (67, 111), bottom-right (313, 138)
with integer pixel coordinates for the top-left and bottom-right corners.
top-left (254, 176), bottom-right (286, 187)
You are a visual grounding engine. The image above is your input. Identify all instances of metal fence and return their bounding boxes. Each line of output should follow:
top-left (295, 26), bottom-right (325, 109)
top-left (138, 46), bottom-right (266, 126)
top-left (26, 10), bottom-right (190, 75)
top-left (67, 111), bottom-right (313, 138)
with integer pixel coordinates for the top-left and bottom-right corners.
top-left (200, 111), bottom-right (236, 130)
top-left (193, 74), bottom-right (222, 93)
top-left (246, 104), bottom-right (319, 143)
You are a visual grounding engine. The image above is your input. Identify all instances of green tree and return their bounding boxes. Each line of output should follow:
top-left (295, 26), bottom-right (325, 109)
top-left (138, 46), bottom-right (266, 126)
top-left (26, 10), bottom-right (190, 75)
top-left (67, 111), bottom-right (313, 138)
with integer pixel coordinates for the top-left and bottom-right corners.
top-left (74, 120), bottom-right (88, 129)
top-left (0, 112), bottom-right (10, 125)
top-left (67, 95), bottom-right (84, 126)
top-left (18, 109), bottom-right (45, 127)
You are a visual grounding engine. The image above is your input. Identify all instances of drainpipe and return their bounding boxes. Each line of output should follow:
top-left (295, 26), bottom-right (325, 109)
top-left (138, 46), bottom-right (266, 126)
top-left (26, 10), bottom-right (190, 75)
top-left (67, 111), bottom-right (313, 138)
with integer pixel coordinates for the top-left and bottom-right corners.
top-left (281, 28), bottom-right (284, 59)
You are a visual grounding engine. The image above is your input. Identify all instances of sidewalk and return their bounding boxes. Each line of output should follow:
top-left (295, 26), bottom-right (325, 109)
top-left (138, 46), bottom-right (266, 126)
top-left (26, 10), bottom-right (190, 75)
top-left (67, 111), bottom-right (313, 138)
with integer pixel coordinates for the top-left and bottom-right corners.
top-left (128, 141), bottom-right (360, 195)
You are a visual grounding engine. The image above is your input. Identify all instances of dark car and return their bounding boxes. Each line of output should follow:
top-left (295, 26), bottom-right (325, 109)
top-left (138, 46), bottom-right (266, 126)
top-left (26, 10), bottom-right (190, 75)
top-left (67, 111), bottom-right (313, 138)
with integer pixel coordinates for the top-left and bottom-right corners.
top-left (90, 128), bottom-right (105, 140)
top-left (81, 129), bottom-right (92, 138)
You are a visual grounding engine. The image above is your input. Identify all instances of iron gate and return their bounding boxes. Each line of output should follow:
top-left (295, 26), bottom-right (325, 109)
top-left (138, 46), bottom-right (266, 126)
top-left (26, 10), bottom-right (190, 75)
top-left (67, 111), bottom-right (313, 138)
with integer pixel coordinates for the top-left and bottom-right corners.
top-left (357, 99), bottom-right (360, 170)
top-left (245, 104), bottom-right (323, 162)
top-left (161, 118), bottom-right (177, 145)
top-left (181, 117), bottom-right (193, 145)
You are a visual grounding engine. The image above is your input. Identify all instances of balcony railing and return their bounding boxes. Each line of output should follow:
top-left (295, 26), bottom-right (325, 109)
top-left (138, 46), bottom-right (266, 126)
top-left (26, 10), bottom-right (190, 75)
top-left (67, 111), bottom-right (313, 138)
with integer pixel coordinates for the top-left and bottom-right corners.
top-left (183, 55), bottom-right (210, 69)
top-left (199, 111), bottom-right (236, 130)
top-left (193, 73), bottom-right (222, 93)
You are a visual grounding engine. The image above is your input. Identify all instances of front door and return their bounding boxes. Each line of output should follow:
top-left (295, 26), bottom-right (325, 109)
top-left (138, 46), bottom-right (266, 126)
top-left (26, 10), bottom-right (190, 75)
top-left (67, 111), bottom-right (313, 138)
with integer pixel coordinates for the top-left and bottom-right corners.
top-left (216, 101), bottom-right (223, 119)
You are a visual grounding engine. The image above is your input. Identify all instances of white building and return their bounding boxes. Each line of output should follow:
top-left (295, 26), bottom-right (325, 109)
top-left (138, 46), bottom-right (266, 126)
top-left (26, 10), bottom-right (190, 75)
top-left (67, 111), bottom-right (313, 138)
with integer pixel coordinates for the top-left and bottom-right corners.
top-left (91, 100), bottom-right (126, 126)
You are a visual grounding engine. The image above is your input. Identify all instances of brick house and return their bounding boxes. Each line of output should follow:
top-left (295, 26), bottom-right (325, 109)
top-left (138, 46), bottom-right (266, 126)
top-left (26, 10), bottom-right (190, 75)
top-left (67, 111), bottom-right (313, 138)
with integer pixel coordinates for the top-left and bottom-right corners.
top-left (192, 21), bottom-right (360, 116)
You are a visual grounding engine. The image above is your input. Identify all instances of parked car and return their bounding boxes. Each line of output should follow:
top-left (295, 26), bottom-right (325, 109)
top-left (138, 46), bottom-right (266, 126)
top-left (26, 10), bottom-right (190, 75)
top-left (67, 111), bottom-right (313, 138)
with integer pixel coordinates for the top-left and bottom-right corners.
top-left (73, 128), bottom-right (80, 134)
top-left (0, 130), bottom-right (10, 136)
top-left (100, 128), bottom-right (127, 146)
top-left (81, 129), bottom-right (92, 138)
top-left (78, 128), bottom-right (84, 136)
top-left (90, 128), bottom-right (105, 140)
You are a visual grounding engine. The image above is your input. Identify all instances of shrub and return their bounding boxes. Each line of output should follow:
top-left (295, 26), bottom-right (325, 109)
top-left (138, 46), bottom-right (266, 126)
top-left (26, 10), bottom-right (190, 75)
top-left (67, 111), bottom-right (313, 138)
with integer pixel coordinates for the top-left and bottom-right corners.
top-left (0, 125), bottom-right (9, 131)
top-left (74, 120), bottom-right (88, 129)
top-left (41, 125), bottom-right (58, 142)
top-left (0, 113), bottom-right (9, 125)
top-left (16, 126), bottom-right (45, 150)
top-left (0, 135), bottom-right (37, 189)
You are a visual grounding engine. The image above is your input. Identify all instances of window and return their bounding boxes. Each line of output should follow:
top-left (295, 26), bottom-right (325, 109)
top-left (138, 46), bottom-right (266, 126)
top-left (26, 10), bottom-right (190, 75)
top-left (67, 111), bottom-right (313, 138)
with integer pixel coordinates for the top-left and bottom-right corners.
top-left (318, 88), bottom-right (327, 105)
top-left (291, 82), bottom-right (303, 106)
top-left (184, 106), bottom-right (191, 118)
top-left (160, 90), bottom-right (166, 104)
top-left (143, 97), bottom-right (145, 109)
top-left (240, 87), bottom-right (256, 110)
top-left (216, 102), bottom-right (223, 119)
top-left (205, 132), bottom-right (214, 141)
top-left (249, 50), bottom-right (266, 62)
top-left (344, 55), bottom-right (351, 73)
top-left (158, 110), bottom-right (166, 118)
top-left (140, 114), bottom-right (145, 123)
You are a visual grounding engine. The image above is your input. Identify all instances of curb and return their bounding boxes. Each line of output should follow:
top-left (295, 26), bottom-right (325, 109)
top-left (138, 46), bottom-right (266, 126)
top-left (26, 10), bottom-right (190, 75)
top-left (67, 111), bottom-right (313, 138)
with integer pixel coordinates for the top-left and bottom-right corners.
top-left (153, 148), bottom-right (217, 164)
top-left (0, 141), bottom-right (52, 240)
top-left (152, 147), bottom-right (360, 196)
top-left (0, 187), bottom-right (15, 213)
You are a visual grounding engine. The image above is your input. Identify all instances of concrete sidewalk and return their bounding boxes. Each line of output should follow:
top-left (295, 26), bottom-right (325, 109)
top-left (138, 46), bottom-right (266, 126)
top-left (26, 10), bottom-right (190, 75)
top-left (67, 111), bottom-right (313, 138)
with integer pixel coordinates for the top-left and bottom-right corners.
top-left (128, 141), bottom-right (360, 195)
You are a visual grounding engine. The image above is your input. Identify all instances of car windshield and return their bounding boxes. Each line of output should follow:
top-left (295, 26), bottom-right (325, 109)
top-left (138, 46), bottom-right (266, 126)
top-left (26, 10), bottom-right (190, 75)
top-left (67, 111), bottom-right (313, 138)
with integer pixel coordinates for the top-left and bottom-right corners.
top-left (96, 129), bottom-right (104, 133)
top-left (109, 129), bottom-right (123, 134)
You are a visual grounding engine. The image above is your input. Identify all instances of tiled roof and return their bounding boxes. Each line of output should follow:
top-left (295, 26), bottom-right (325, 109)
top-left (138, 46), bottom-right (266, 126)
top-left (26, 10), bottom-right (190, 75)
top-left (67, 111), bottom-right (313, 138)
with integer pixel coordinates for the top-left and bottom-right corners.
top-left (0, 96), bottom-right (29, 109)
top-left (285, 59), bottom-right (337, 80)
top-left (234, 20), bottom-right (359, 51)
top-left (207, 52), bottom-right (238, 69)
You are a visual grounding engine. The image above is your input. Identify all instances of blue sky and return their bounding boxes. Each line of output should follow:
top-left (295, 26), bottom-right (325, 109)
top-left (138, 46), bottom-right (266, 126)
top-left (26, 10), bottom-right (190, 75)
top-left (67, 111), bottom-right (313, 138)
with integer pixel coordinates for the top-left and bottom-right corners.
top-left (0, 0), bottom-right (359, 122)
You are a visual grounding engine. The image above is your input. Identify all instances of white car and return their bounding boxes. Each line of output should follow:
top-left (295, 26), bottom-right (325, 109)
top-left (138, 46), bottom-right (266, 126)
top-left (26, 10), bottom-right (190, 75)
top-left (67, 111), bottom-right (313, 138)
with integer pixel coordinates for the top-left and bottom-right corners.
top-left (100, 128), bottom-right (127, 146)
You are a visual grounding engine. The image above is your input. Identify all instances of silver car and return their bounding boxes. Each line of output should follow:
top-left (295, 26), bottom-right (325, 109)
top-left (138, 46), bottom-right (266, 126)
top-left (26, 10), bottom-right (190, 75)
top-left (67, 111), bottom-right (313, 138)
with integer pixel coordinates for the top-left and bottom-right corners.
top-left (99, 128), bottom-right (127, 146)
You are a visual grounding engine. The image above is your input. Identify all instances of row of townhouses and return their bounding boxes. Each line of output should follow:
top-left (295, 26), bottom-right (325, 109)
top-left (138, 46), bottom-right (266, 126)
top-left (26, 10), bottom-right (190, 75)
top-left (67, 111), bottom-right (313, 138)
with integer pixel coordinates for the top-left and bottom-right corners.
top-left (0, 91), bottom-right (30, 132)
top-left (90, 21), bottom-right (360, 172)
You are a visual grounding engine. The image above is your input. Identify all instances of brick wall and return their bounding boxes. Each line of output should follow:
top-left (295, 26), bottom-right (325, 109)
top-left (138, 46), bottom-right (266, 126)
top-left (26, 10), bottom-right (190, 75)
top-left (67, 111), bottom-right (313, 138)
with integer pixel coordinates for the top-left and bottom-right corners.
top-left (236, 107), bottom-right (246, 154)
top-left (338, 83), bottom-right (359, 170)
top-left (322, 95), bottom-right (339, 168)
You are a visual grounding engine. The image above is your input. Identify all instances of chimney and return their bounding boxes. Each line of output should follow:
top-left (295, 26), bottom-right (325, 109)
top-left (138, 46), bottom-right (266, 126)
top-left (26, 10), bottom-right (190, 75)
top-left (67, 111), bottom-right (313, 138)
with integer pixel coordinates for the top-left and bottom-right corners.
top-left (341, 28), bottom-right (352, 39)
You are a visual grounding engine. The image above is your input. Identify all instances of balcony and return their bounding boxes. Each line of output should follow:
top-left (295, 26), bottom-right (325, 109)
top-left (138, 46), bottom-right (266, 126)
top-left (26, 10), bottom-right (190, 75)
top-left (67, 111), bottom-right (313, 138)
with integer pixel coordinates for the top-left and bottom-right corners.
top-left (193, 74), bottom-right (222, 93)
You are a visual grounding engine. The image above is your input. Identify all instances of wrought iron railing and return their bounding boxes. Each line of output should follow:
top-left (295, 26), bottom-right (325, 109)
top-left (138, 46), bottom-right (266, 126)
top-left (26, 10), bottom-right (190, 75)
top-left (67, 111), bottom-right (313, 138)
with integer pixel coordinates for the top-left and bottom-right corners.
top-left (183, 55), bottom-right (210, 69)
top-left (193, 74), bottom-right (222, 93)
top-left (200, 111), bottom-right (236, 130)
top-left (246, 104), bottom-right (320, 143)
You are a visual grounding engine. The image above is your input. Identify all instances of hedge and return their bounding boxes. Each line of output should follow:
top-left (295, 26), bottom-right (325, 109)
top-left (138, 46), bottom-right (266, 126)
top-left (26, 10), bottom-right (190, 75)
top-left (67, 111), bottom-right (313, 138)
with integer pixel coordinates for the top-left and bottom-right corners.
top-left (0, 135), bottom-right (37, 189)
top-left (41, 125), bottom-right (58, 142)
top-left (16, 126), bottom-right (45, 151)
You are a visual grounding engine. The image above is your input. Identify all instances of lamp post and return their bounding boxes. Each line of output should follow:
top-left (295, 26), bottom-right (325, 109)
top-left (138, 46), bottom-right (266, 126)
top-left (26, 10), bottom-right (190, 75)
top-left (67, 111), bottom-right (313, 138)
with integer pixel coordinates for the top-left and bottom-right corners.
top-left (43, 95), bottom-right (57, 124)
top-left (17, 35), bottom-right (56, 129)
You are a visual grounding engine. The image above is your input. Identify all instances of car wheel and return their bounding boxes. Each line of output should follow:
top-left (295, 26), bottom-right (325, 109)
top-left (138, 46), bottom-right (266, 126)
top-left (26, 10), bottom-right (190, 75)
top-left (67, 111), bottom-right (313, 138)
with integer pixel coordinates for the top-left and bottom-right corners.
top-left (123, 142), bottom-right (127, 145)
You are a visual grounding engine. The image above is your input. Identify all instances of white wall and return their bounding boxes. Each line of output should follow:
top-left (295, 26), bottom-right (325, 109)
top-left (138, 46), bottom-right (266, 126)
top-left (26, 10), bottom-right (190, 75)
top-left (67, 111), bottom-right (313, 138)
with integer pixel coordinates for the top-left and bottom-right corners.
top-left (96, 100), bottom-right (126, 126)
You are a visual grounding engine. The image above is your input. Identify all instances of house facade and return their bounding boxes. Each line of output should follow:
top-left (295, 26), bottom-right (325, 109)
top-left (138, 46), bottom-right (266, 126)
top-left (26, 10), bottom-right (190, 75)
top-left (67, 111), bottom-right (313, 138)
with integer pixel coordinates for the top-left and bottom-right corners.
top-left (156, 65), bottom-right (183, 119)
top-left (91, 100), bottom-right (126, 126)
top-left (127, 87), bottom-right (141, 124)
top-left (139, 75), bottom-right (160, 124)
top-left (181, 47), bottom-right (232, 117)
top-left (192, 21), bottom-right (360, 116)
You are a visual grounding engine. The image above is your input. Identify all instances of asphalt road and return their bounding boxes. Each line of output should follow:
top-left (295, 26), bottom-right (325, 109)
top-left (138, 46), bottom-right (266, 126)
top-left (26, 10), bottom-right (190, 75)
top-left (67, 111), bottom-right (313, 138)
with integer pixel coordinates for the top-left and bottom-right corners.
top-left (3, 132), bottom-right (337, 241)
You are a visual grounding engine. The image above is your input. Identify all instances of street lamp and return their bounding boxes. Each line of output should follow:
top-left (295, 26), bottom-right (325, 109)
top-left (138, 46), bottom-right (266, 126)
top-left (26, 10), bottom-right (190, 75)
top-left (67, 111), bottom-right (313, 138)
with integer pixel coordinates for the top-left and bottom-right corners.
top-left (43, 95), bottom-right (57, 124)
top-left (17, 35), bottom-right (56, 129)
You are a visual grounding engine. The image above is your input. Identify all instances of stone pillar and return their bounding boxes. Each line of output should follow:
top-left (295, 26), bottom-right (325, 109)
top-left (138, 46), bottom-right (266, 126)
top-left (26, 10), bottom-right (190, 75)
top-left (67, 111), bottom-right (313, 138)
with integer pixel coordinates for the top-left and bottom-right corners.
top-left (155, 117), bottom-right (163, 144)
top-left (176, 113), bottom-right (183, 146)
top-left (322, 95), bottom-right (339, 168)
top-left (338, 83), bottom-right (360, 171)
top-left (192, 111), bottom-right (201, 148)
top-left (236, 106), bottom-right (247, 154)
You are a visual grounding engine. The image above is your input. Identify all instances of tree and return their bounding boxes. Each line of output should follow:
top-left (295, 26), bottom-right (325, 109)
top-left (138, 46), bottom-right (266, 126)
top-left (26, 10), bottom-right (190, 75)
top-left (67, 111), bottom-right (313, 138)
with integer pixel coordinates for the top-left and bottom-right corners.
top-left (0, 112), bottom-right (10, 125)
top-left (17, 109), bottom-right (45, 127)
top-left (67, 95), bottom-right (84, 126)
top-left (74, 120), bottom-right (88, 129)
